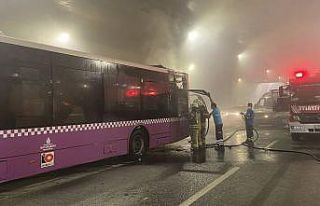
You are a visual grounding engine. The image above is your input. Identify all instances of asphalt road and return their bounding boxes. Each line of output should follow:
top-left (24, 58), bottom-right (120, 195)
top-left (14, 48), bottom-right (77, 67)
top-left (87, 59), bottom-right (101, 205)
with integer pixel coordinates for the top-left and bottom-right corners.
top-left (0, 117), bottom-right (320, 206)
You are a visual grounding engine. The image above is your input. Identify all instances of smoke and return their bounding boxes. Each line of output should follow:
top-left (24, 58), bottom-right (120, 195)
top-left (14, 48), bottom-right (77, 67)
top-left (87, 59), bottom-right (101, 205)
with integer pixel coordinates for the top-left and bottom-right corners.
top-left (0, 0), bottom-right (192, 67)
top-left (1, 0), bottom-right (320, 107)
top-left (184, 0), bottom-right (320, 107)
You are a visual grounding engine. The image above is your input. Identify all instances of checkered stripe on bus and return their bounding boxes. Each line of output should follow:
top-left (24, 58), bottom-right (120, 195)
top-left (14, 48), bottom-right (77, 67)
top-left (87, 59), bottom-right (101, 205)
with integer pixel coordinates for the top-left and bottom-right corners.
top-left (0, 118), bottom-right (182, 139)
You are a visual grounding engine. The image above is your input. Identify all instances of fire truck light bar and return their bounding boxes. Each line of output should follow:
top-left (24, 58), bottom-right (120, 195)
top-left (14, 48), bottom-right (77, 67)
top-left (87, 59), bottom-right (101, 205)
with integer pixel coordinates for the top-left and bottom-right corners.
top-left (295, 71), bottom-right (304, 78)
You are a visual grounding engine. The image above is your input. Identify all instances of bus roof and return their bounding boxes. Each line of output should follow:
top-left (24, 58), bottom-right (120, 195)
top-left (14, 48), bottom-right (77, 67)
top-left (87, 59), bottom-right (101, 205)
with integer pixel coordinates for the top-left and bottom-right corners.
top-left (0, 35), bottom-right (183, 74)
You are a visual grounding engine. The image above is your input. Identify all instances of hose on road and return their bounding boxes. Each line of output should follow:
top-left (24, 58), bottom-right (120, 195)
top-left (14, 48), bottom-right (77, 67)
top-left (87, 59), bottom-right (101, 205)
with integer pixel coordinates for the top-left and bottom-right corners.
top-left (206, 128), bottom-right (320, 162)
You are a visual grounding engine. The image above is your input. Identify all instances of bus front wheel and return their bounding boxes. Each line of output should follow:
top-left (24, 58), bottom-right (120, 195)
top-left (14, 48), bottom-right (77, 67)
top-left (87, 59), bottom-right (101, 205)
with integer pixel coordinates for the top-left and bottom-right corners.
top-left (129, 129), bottom-right (148, 159)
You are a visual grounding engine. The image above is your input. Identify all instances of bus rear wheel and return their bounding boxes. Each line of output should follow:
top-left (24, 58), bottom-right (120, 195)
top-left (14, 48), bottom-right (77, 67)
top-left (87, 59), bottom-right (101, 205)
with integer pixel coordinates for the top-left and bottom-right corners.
top-left (129, 129), bottom-right (148, 160)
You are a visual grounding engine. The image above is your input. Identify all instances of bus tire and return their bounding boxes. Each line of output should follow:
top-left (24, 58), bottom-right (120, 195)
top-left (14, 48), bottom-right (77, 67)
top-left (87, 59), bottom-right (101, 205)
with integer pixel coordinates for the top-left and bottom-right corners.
top-left (291, 133), bottom-right (300, 141)
top-left (129, 129), bottom-right (148, 160)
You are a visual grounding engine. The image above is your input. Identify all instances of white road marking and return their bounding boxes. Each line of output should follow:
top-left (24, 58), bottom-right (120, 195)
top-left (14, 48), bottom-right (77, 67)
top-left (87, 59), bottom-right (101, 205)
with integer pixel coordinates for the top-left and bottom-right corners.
top-left (179, 167), bottom-right (240, 206)
top-left (265, 140), bottom-right (279, 148)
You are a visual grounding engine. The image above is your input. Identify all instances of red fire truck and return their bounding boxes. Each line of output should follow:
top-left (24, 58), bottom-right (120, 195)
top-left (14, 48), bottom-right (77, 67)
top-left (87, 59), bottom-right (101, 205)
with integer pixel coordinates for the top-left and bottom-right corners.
top-left (283, 69), bottom-right (320, 140)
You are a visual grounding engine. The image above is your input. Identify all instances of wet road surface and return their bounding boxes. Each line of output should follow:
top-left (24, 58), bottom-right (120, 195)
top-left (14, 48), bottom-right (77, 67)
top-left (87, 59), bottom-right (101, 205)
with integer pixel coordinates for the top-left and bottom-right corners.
top-left (0, 120), bottom-right (320, 206)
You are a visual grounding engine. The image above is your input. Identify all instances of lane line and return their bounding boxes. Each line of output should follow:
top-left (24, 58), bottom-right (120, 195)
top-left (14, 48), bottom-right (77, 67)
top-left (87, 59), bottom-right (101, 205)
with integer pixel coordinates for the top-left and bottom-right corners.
top-left (179, 167), bottom-right (240, 206)
top-left (265, 140), bottom-right (279, 148)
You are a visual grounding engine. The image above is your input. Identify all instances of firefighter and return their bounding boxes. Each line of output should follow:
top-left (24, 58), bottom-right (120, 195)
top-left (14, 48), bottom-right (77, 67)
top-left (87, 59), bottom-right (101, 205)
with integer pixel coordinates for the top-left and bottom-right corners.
top-left (211, 102), bottom-right (224, 150)
top-left (242, 102), bottom-right (255, 142)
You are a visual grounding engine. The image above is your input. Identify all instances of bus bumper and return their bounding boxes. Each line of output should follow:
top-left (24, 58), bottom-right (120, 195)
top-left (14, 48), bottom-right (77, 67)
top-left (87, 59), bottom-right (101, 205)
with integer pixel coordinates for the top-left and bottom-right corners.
top-left (289, 122), bottom-right (320, 134)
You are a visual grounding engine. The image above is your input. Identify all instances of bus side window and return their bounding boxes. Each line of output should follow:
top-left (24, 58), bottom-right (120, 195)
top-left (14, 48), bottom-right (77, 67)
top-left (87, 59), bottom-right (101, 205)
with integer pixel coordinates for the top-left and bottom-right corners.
top-left (53, 56), bottom-right (103, 125)
top-left (0, 44), bottom-right (52, 129)
top-left (112, 64), bottom-right (141, 120)
top-left (174, 74), bottom-right (189, 117)
top-left (141, 71), bottom-right (170, 118)
top-left (103, 63), bottom-right (118, 121)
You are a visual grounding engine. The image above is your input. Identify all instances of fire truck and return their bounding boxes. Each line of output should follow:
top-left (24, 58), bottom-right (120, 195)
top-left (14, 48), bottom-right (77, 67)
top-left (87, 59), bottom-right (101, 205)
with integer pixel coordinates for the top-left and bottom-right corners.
top-left (280, 69), bottom-right (320, 140)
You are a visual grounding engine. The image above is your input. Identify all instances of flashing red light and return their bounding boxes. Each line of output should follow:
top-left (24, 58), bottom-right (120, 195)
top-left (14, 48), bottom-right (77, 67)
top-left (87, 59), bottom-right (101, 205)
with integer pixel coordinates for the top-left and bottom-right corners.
top-left (126, 89), bottom-right (139, 97)
top-left (290, 69), bottom-right (320, 84)
top-left (295, 71), bottom-right (304, 79)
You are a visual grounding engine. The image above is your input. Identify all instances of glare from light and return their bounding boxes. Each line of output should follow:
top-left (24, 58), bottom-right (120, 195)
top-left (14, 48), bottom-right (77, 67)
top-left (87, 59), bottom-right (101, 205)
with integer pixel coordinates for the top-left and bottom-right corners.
top-left (237, 78), bottom-right (243, 83)
top-left (57, 32), bottom-right (70, 44)
top-left (234, 112), bottom-right (241, 116)
top-left (94, 60), bottom-right (111, 67)
top-left (222, 111), bottom-right (241, 117)
top-left (101, 61), bottom-right (111, 66)
top-left (237, 53), bottom-right (246, 61)
top-left (266, 69), bottom-right (271, 74)
top-left (188, 64), bottom-right (195, 71)
top-left (264, 114), bottom-right (269, 119)
top-left (295, 72), bottom-right (304, 78)
top-left (278, 76), bottom-right (282, 80)
top-left (188, 30), bottom-right (199, 41)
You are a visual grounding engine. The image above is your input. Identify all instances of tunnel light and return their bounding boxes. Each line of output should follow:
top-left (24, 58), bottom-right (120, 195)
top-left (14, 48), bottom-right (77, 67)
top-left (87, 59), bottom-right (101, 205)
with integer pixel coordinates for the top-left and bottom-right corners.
top-left (188, 30), bottom-right (199, 41)
top-left (188, 64), bottom-right (195, 71)
top-left (57, 32), bottom-right (70, 44)
top-left (237, 53), bottom-right (246, 61)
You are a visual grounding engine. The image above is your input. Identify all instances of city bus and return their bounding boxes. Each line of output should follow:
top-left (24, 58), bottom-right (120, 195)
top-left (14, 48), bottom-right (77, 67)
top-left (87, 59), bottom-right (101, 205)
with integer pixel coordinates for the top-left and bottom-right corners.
top-left (0, 36), bottom-right (189, 182)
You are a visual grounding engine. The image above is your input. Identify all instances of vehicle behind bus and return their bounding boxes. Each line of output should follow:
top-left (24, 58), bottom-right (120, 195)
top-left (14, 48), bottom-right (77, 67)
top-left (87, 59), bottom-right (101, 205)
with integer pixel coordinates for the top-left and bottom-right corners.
top-left (254, 88), bottom-right (289, 128)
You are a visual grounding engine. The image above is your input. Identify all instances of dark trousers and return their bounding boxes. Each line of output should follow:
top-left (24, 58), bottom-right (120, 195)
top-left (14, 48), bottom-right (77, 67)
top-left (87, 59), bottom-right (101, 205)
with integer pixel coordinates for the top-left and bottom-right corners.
top-left (246, 124), bottom-right (254, 138)
top-left (215, 124), bottom-right (223, 141)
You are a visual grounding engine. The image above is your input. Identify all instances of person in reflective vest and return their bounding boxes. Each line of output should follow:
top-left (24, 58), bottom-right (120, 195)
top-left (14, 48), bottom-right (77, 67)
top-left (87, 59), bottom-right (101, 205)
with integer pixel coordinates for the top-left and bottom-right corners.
top-left (211, 102), bottom-right (224, 150)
